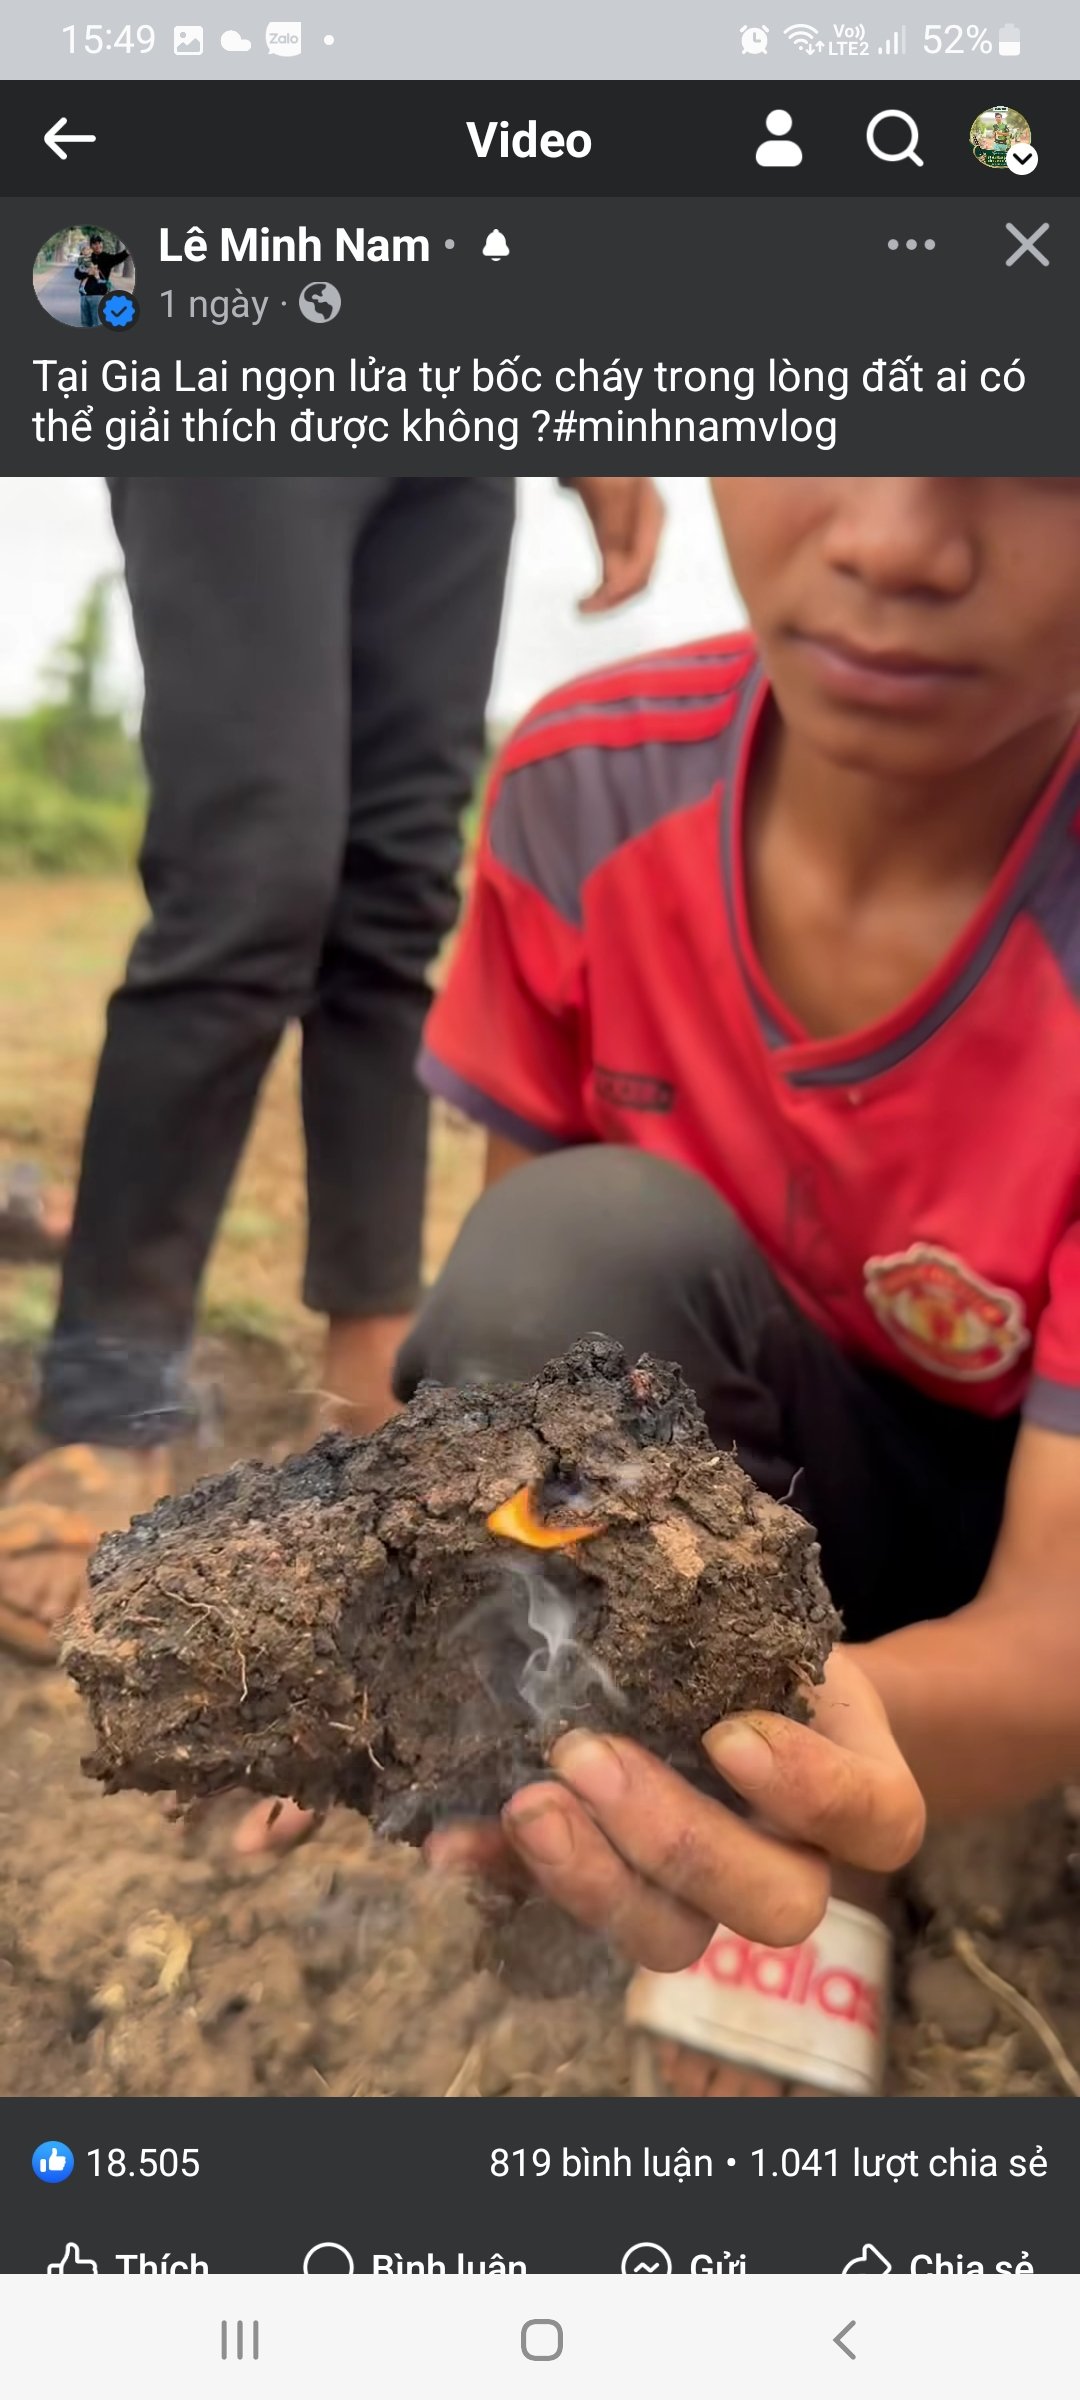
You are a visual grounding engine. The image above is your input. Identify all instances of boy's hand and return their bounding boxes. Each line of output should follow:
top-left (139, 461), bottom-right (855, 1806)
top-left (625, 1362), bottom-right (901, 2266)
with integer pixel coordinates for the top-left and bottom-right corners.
top-left (567, 477), bottom-right (664, 614)
top-left (425, 1649), bottom-right (925, 1971)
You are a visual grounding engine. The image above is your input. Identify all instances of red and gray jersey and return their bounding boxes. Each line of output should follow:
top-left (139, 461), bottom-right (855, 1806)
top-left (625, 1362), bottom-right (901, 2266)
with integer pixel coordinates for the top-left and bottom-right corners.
top-left (421, 632), bottom-right (1080, 1426)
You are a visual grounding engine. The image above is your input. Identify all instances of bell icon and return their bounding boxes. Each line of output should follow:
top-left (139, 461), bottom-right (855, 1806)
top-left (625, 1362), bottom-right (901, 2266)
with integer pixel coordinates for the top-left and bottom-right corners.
top-left (482, 228), bottom-right (509, 261)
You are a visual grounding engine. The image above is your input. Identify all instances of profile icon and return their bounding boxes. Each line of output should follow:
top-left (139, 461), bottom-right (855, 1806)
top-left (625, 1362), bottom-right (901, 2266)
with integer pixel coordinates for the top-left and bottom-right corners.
top-left (33, 224), bottom-right (136, 328)
top-left (756, 108), bottom-right (803, 166)
top-left (968, 103), bottom-right (1031, 167)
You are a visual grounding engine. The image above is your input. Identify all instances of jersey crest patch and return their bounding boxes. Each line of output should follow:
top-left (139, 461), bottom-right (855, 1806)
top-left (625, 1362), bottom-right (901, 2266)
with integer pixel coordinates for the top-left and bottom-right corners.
top-left (863, 1244), bottom-right (1030, 1382)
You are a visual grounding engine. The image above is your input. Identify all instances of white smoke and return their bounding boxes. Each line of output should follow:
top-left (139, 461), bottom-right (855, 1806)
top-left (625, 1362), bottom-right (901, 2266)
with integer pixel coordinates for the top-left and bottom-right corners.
top-left (508, 1557), bottom-right (624, 1734)
top-left (450, 1549), bottom-right (624, 1738)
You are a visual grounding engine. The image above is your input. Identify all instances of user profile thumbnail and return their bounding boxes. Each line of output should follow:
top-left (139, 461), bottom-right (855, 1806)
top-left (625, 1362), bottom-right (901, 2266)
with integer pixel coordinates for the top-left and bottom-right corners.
top-left (968, 104), bottom-right (1032, 166)
top-left (33, 224), bottom-right (137, 330)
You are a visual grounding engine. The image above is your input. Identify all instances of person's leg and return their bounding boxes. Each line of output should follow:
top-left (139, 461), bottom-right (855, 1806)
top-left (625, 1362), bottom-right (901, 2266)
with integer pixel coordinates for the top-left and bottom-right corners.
top-left (1, 481), bottom-right (367, 1655)
top-left (301, 477), bottom-right (515, 1433)
top-left (42, 478), bottom-right (370, 1447)
top-left (79, 289), bottom-right (98, 326)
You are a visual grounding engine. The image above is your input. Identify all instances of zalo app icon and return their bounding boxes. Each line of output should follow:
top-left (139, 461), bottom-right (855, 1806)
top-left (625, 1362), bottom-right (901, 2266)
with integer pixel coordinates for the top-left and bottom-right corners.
top-left (33, 2142), bottom-right (74, 2184)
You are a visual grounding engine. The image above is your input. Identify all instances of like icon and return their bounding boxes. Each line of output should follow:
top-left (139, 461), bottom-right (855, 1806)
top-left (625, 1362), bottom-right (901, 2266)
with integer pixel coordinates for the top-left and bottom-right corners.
top-left (33, 2141), bottom-right (74, 2184)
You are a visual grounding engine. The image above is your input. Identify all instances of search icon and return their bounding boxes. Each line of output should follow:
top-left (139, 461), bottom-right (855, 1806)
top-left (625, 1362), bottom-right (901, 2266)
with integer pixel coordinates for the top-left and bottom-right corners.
top-left (866, 109), bottom-right (924, 166)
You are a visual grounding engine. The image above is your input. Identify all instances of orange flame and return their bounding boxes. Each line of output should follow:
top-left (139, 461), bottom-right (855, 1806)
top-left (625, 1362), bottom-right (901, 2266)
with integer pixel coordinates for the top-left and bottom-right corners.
top-left (486, 1483), bottom-right (600, 1550)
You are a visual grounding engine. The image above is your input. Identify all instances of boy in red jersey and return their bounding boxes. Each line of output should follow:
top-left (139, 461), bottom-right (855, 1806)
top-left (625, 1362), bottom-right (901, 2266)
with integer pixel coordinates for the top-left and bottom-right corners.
top-left (399, 477), bottom-right (1080, 2094)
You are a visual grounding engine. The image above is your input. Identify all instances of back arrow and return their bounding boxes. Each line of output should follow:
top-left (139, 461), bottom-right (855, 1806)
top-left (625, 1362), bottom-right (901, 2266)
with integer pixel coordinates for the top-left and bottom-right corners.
top-left (45, 117), bottom-right (97, 161)
top-left (833, 2324), bottom-right (856, 2362)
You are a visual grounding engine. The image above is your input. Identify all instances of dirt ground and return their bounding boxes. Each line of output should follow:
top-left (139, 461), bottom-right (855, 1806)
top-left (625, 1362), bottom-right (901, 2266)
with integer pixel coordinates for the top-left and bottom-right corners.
top-left (1, 878), bottom-right (1078, 2101)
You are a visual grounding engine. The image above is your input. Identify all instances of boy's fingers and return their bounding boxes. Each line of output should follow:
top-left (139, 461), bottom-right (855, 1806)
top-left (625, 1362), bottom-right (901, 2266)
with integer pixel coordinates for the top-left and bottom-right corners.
top-left (547, 1734), bottom-right (831, 1947)
top-left (501, 1784), bottom-right (714, 1970)
top-left (703, 1658), bottom-right (926, 1875)
top-left (705, 1717), bottom-right (926, 1874)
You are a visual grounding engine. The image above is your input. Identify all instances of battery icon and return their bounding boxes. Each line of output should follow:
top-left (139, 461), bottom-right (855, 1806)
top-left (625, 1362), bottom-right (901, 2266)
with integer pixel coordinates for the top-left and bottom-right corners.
top-left (998, 22), bottom-right (1021, 52)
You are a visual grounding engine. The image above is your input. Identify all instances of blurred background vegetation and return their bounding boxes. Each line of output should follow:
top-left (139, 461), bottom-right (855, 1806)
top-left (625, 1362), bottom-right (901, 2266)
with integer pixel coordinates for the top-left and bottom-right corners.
top-left (0, 573), bottom-right (144, 873)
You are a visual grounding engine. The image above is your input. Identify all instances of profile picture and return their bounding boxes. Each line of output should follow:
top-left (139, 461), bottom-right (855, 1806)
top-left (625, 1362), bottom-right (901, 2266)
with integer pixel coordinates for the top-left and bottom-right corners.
top-left (968, 104), bottom-right (1031, 167)
top-left (32, 224), bottom-right (137, 328)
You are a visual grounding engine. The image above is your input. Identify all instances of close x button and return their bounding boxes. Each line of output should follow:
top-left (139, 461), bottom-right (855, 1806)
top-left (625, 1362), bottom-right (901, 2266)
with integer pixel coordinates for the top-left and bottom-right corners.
top-left (1005, 220), bottom-right (1050, 265)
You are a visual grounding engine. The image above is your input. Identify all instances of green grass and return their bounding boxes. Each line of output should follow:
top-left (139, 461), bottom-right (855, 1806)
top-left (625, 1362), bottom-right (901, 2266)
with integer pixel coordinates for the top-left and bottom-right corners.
top-left (0, 777), bottom-right (141, 874)
top-left (0, 711), bottom-right (144, 875)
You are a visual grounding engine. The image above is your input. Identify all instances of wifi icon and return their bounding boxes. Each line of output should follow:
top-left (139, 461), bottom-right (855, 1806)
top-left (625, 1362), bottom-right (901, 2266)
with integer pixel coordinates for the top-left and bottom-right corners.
top-left (784, 20), bottom-right (820, 48)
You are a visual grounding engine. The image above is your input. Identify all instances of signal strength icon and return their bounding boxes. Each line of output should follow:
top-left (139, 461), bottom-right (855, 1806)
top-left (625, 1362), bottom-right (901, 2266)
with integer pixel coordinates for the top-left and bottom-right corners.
top-left (878, 25), bottom-right (907, 50)
top-left (784, 21), bottom-right (821, 50)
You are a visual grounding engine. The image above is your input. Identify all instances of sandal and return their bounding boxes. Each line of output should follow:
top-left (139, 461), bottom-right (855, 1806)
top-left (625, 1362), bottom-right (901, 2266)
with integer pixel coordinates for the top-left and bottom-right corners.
top-left (0, 1165), bottom-right (69, 1265)
top-left (0, 1443), bottom-right (170, 1662)
top-left (626, 1896), bottom-right (891, 2097)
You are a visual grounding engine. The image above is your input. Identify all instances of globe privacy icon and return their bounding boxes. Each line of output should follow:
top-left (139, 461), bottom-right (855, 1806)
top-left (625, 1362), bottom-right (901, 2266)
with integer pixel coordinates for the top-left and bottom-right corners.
top-left (33, 2142), bottom-right (75, 2183)
top-left (299, 281), bottom-right (342, 322)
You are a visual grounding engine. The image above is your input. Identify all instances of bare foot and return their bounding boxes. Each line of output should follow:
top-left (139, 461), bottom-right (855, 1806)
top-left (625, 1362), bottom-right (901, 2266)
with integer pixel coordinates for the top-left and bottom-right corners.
top-left (233, 1797), bottom-right (319, 1857)
top-left (0, 1443), bottom-right (170, 1661)
top-left (314, 1312), bottom-right (411, 1438)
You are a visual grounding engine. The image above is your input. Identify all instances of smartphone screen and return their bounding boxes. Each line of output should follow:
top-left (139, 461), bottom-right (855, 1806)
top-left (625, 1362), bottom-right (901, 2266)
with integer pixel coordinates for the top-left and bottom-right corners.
top-left (1, 0), bottom-right (1077, 2373)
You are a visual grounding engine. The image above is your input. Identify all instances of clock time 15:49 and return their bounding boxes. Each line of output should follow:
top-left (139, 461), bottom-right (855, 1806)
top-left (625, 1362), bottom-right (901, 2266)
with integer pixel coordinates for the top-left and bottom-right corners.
top-left (63, 25), bottom-right (157, 51)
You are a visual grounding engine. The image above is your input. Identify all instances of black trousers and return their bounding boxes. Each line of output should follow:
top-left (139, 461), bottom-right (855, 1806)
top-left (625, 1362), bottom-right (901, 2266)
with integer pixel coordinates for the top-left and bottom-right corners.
top-left (396, 1147), bottom-right (1019, 1640)
top-left (41, 477), bottom-right (515, 1447)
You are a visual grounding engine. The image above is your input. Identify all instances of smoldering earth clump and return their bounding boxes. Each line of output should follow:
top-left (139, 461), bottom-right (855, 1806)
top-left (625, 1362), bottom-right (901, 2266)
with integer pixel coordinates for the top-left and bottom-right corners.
top-left (64, 1335), bottom-right (841, 1839)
